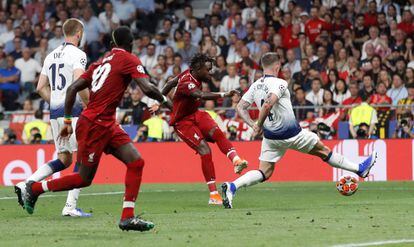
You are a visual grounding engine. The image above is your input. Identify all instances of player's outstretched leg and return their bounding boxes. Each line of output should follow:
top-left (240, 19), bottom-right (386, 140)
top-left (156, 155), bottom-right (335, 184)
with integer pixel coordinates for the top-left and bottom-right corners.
top-left (308, 141), bottom-right (377, 178)
top-left (62, 163), bottom-right (91, 217)
top-left (111, 143), bottom-right (154, 232)
top-left (197, 140), bottom-right (223, 205)
top-left (222, 162), bottom-right (273, 209)
top-left (22, 165), bottom-right (94, 214)
top-left (15, 157), bottom-right (68, 209)
top-left (209, 127), bottom-right (248, 174)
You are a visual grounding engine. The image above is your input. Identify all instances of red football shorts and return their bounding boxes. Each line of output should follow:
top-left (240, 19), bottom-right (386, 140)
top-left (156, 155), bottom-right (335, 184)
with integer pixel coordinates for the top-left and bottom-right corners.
top-left (76, 116), bottom-right (132, 167)
top-left (173, 110), bottom-right (218, 151)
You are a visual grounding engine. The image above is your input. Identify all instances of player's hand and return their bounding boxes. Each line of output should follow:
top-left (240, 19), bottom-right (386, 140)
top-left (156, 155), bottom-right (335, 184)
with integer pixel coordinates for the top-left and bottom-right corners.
top-left (149, 104), bottom-right (160, 114)
top-left (224, 90), bottom-right (240, 98)
top-left (251, 123), bottom-right (263, 139)
top-left (59, 124), bottom-right (73, 144)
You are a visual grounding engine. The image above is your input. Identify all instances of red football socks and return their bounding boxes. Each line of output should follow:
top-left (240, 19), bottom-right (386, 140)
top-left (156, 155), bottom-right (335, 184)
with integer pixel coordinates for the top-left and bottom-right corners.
top-left (200, 153), bottom-right (217, 192)
top-left (31, 173), bottom-right (88, 196)
top-left (122, 159), bottom-right (144, 220)
top-left (211, 128), bottom-right (239, 162)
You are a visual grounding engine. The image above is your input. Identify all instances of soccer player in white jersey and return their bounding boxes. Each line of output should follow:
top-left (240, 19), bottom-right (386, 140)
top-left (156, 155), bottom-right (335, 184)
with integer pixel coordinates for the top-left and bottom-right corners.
top-left (221, 52), bottom-right (377, 209)
top-left (14, 18), bottom-right (91, 217)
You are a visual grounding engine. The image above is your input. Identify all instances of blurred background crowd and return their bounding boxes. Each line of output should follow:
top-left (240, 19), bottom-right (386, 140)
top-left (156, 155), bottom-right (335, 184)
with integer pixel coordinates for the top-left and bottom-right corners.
top-left (0, 0), bottom-right (413, 145)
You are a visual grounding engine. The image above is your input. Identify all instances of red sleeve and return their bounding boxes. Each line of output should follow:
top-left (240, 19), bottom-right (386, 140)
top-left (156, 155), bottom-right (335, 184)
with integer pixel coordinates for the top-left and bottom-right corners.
top-left (176, 79), bottom-right (198, 96)
top-left (124, 54), bottom-right (149, 79)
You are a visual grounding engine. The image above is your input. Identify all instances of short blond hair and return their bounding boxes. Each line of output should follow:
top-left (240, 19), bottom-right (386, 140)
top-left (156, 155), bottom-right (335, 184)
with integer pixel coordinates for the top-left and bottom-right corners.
top-left (62, 18), bottom-right (84, 37)
top-left (261, 52), bottom-right (280, 69)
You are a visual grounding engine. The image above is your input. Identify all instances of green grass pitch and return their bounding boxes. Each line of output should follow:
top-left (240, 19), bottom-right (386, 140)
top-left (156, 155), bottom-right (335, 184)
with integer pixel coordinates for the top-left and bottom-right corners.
top-left (0, 182), bottom-right (413, 246)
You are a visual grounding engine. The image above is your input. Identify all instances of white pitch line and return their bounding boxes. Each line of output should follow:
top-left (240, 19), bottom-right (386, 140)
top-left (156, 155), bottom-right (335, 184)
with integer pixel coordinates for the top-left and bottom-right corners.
top-left (0, 189), bottom-right (184, 200)
top-left (332, 239), bottom-right (414, 247)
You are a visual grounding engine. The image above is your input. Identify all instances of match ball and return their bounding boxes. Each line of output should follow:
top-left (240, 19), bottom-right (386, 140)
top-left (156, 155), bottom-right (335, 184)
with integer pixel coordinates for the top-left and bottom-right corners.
top-left (336, 176), bottom-right (358, 196)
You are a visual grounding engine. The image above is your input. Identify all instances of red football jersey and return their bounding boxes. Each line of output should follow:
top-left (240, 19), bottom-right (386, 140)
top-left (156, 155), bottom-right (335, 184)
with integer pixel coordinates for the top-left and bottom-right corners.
top-left (305, 18), bottom-right (326, 44)
top-left (170, 69), bottom-right (202, 125)
top-left (80, 48), bottom-right (148, 126)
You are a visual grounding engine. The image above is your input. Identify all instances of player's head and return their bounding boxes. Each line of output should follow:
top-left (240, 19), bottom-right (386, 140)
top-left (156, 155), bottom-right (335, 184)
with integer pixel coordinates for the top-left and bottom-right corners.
top-left (62, 18), bottom-right (84, 46)
top-left (261, 52), bottom-right (281, 76)
top-left (111, 26), bottom-right (134, 52)
top-left (189, 53), bottom-right (215, 82)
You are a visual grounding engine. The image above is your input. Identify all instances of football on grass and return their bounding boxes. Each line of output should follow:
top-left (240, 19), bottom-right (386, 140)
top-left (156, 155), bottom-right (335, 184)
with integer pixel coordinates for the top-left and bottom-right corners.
top-left (336, 176), bottom-right (358, 196)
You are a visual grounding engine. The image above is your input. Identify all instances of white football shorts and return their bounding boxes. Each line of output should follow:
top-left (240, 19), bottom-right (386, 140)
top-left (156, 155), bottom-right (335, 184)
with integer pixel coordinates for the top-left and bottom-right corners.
top-left (259, 129), bottom-right (320, 163)
top-left (50, 117), bottom-right (78, 153)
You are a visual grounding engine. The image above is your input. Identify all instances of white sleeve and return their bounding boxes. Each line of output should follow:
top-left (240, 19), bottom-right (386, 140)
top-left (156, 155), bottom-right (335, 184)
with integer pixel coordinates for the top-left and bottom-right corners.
top-left (241, 84), bottom-right (255, 103)
top-left (73, 51), bottom-right (87, 71)
top-left (268, 79), bottom-right (287, 99)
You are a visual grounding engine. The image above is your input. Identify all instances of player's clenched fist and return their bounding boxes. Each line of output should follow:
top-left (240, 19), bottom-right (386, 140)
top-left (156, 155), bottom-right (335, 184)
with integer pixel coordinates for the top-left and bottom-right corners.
top-left (60, 124), bottom-right (73, 138)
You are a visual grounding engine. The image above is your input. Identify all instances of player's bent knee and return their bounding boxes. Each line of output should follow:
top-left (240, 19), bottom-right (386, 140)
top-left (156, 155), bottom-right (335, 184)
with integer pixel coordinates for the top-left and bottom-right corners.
top-left (127, 158), bottom-right (145, 168)
top-left (197, 141), bottom-right (211, 155)
top-left (58, 152), bottom-right (72, 167)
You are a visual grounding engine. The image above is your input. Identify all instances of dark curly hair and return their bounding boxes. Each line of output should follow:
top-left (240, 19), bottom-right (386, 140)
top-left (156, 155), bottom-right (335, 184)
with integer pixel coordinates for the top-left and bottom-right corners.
top-left (190, 53), bottom-right (215, 72)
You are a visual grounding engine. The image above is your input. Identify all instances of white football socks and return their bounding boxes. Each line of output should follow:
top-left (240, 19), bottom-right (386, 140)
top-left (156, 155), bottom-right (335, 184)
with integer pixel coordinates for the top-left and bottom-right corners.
top-left (64, 189), bottom-right (81, 209)
top-left (233, 170), bottom-right (265, 190)
top-left (26, 164), bottom-right (53, 182)
top-left (326, 152), bottom-right (359, 172)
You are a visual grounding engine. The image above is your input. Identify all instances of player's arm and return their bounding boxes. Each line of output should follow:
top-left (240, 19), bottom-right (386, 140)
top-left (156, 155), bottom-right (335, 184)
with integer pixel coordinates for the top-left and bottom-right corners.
top-left (257, 93), bottom-right (278, 128)
top-left (36, 74), bottom-right (51, 103)
top-left (133, 77), bottom-right (172, 109)
top-left (189, 89), bottom-right (239, 100)
top-left (73, 68), bottom-right (90, 106)
top-left (161, 76), bottom-right (179, 95)
top-left (236, 99), bottom-right (255, 128)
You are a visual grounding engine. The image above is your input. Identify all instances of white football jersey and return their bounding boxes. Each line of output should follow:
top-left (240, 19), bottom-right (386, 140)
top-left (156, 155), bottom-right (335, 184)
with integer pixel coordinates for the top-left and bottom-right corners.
top-left (41, 43), bottom-right (87, 119)
top-left (242, 75), bottom-right (301, 140)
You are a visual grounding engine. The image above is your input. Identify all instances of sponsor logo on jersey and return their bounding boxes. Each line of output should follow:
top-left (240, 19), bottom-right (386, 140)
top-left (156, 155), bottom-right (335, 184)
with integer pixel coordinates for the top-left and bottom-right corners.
top-left (137, 65), bottom-right (145, 74)
top-left (188, 83), bottom-right (196, 90)
top-left (80, 58), bottom-right (87, 67)
top-left (88, 153), bottom-right (95, 163)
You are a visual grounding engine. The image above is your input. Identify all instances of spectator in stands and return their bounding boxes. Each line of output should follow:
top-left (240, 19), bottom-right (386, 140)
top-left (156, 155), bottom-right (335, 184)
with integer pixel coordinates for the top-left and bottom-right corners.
top-left (396, 83), bottom-right (414, 121)
top-left (142, 110), bottom-right (170, 142)
top-left (140, 43), bottom-right (158, 72)
top-left (283, 48), bottom-right (300, 76)
top-left (9, 37), bottom-right (23, 59)
top-left (47, 25), bottom-right (64, 53)
top-left (393, 114), bottom-right (414, 139)
top-left (387, 74), bottom-right (408, 106)
top-left (34, 38), bottom-right (48, 65)
top-left (406, 67), bottom-right (414, 86)
top-left (120, 88), bottom-right (148, 125)
top-left (292, 87), bottom-right (314, 121)
top-left (292, 58), bottom-right (311, 92)
top-left (397, 9), bottom-right (414, 36)
top-left (0, 18), bottom-right (14, 45)
top-left (15, 48), bottom-right (41, 94)
top-left (360, 74), bottom-right (375, 99)
top-left (242, 0), bottom-right (259, 25)
top-left (178, 31), bottom-right (199, 64)
top-left (0, 55), bottom-right (20, 110)
top-left (179, 4), bottom-right (193, 31)
top-left (221, 64), bottom-right (240, 106)
top-left (2, 129), bottom-right (19, 145)
top-left (305, 6), bottom-right (326, 44)
top-left (306, 78), bottom-right (324, 106)
top-left (210, 14), bottom-right (228, 42)
top-left (333, 79), bottom-right (350, 104)
top-left (319, 90), bottom-right (339, 117)
top-left (22, 98), bottom-right (33, 112)
top-left (349, 94), bottom-right (378, 139)
top-left (98, 2), bottom-right (120, 33)
top-left (189, 17), bottom-right (202, 46)
top-left (230, 13), bottom-right (247, 40)
top-left (22, 109), bottom-right (52, 144)
top-left (361, 26), bottom-right (380, 60)
top-left (0, 43), bottom-right (6, 68)
top-left (82, 7), bottom-right (105, 62)
top-left (113, 0), bottom-right (135, 25)
top-left (310, 46), bottom-right (327, 72)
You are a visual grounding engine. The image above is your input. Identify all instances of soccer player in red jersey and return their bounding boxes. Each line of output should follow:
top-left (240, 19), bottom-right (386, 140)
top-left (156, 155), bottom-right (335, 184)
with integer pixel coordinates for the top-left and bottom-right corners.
top-left (160, 53), bottom-right (249, 205)
top-left (21, 26), bottom-right (170, 231)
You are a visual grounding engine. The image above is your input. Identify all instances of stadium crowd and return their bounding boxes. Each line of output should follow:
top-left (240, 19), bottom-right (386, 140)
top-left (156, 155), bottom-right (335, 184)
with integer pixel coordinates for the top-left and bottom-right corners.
top-left (0, 0), bottom-right (414, 145)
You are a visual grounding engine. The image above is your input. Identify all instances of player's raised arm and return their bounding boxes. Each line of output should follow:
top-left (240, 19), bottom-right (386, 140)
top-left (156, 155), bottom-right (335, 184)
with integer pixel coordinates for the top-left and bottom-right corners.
top-left (36, 74), bottom-right (51, 103)
top-left (189, 88), bottom-right (240, 100)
